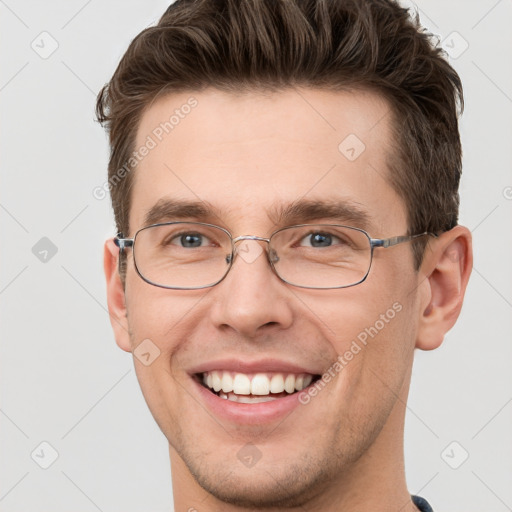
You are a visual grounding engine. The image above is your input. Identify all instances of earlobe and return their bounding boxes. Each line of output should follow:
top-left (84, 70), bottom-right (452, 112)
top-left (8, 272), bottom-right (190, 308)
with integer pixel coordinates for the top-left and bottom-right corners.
top-left (104, 238), bottom-right (132, 352)
top-left (416, 226), bottom-right (473, 351)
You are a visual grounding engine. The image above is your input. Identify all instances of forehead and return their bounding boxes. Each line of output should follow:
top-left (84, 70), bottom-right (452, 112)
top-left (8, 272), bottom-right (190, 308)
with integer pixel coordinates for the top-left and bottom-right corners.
top-left (129, 87), bottom-right (406, 234)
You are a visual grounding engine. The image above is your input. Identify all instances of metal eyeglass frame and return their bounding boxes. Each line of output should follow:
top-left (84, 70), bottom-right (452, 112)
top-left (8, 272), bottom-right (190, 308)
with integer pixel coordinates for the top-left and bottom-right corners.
top-left (114, 222), bottom-right (437, 290)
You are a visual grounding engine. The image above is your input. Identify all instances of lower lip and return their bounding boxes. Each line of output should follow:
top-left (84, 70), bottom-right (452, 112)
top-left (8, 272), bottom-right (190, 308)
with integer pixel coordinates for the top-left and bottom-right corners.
top-left (192, 376), bottom-right (305, 425)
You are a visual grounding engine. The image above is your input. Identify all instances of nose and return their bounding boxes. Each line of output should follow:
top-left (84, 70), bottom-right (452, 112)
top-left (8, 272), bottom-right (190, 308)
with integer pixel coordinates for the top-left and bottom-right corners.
top-left (209, 239), bottom-right (294, 338)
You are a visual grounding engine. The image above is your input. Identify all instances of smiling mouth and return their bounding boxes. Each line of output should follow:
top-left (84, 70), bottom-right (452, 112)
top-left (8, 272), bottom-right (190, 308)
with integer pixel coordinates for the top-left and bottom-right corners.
top-left (196, 370), bottom-right (321, 403)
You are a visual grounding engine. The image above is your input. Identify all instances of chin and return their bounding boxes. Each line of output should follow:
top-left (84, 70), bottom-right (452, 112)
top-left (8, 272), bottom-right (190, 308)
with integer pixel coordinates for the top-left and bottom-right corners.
top-left (187, 458), bottom-right (331, 509)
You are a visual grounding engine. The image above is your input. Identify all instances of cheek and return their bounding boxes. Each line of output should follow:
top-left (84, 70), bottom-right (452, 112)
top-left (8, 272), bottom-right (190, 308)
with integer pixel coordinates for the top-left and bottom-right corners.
top-left (319, 300), bottom-right (416, 445)
top-left (123, 279), bottom-right (211, 398)
top-left (124, 283), bottom-right (203, 435)
top-left (303, 275), bottom-right (418, 391)
top-left (297, 282), bottom-right (409, 346)
top-left (124, 271), bottom-right (204, 346)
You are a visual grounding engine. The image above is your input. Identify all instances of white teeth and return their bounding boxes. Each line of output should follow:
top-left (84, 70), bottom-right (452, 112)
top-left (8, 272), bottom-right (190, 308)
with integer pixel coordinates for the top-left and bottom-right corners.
top-left (237, 395), bottom-right (277, 403)
top-left (219, 392), bottom-right (277, 403)
top-left (221, 373), bottom-right (233, 393)
top-left (284, 374), bottom-right (296, 394)
top-left (202, 370), bottom-right (315, 397)
top-left (270, 374), bottom-right (285, 393)
top-left (219, 391), bottom-right (236, 401)
top-left (212, 371), bottom-right (222, 392)
top-left (233, 373), bottom-right (251, 395)
top-left (251, 373), bottom-right (270, 395)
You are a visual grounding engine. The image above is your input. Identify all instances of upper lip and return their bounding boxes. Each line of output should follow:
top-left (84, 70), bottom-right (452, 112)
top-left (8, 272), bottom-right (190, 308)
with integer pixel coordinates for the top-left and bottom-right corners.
top-left (188, 358), bottom-right (322, 375)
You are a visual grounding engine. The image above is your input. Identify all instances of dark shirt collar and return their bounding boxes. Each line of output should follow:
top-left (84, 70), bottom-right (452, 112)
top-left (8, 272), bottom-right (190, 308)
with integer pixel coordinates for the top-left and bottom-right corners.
top-left (412, 495), bottom-right (434, 512)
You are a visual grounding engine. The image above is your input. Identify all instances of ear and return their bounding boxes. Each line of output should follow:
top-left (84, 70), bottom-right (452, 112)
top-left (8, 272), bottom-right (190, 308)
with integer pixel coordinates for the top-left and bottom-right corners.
top-left (416, 226), bottom-right (473, 351)
top-left (104, 238), bottom-right (132, 352)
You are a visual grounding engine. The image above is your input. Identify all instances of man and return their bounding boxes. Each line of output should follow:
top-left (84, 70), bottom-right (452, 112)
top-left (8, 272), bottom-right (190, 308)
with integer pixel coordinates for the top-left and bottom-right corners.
top-left (96, 0), bottom-right (472, 510)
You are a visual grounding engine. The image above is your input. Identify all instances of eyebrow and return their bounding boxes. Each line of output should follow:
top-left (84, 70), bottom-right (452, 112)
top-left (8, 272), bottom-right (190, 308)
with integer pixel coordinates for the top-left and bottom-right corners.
top-left (142, 197), bottom-right (371, 231)
top-left (268, 199), bottom-right (371, 229)
top-left (143, 198), bottom-right (225, 227)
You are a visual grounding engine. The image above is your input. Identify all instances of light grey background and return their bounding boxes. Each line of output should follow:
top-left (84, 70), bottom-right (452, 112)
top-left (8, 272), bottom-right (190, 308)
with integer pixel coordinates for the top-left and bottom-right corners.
top-left (1, 1), bottom-right (511, 511)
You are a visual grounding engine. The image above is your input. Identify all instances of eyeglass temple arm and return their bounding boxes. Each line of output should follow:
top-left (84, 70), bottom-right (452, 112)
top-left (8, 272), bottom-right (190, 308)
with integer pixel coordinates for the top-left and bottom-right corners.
top-left (370, 232), bottom-right (437, 249)
top-left (114, 234), bottom-right (134, 252)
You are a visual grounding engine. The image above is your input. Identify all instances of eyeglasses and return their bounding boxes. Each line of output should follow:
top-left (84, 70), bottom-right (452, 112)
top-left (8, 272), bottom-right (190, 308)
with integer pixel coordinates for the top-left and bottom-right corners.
top-left (114, 222), bottom-right (436, 290)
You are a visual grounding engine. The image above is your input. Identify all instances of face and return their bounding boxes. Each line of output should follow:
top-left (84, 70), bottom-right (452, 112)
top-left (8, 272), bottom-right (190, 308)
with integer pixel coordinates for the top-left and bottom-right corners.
top-left (112, 88), bottom-right (426, 507)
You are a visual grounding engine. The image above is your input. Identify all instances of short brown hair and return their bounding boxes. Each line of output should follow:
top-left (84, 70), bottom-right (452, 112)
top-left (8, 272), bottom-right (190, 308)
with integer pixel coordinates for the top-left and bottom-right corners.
top-left (96, 0), bottom-right (463, 269)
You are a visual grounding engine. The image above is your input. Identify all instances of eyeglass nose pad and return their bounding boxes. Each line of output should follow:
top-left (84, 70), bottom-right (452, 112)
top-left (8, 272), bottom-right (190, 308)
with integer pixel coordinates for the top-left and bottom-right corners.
top-left (225, 253), bottom-right (232, 265)
top-left (269, 248), bottom-right (279, 263)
